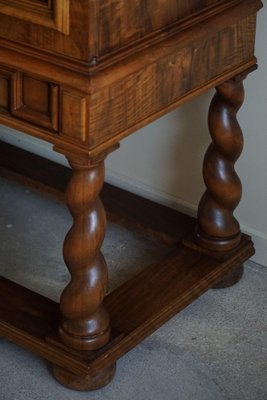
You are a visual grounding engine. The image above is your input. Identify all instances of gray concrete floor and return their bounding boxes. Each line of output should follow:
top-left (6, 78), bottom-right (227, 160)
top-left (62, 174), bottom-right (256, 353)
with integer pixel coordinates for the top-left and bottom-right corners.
top-left (0, 176), bottom-right (266, 400)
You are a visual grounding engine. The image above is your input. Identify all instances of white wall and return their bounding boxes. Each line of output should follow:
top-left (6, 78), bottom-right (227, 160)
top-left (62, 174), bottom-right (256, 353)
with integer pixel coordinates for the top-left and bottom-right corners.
top-left (1, 5), bottom-right (266, 266)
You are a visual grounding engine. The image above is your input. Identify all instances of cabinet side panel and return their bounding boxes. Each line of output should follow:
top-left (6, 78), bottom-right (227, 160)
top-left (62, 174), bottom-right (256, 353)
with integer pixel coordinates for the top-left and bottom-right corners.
top-left (89, 15), bottom-right (257, 147)
top-left (97, 0), bottom-right (226, 55)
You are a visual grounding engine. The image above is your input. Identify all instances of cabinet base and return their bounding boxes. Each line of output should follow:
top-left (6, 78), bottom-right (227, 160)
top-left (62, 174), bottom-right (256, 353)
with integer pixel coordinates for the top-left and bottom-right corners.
top-left (0, 142), bottom-right (255, 390)
top-left (0, 235), bottom-right (254, 390)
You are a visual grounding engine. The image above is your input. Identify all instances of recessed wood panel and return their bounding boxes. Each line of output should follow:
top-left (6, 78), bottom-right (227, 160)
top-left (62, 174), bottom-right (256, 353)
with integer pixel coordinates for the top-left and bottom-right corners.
top-left (0, 75), bottom-right (9, 110)
top-left (0, 0), bottom-right (70, 34)
top-left (0, 0), bottom-right (90, 61)
top-left (13, 73), bottom-right (59, 132)
top-left (61, 91), bottom-right (87, 143)
top-left (23, 76), bottom-right (49, 115)
top-left (0, 67), bottom-right (16, 112)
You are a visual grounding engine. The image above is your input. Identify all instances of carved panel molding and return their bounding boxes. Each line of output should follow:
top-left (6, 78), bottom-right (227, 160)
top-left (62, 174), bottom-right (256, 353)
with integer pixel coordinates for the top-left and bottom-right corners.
top-left (0, 64), bottom-right (90, 143)
top-left (0, 0), bottom-right (70, 34)
top-left (12, 73), bottom-right (59, 131)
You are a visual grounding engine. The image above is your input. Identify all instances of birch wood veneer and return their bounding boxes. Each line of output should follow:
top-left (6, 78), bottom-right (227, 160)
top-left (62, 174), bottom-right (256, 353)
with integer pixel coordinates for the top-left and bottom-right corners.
top-left (0, 0), bottom-right (263, 391)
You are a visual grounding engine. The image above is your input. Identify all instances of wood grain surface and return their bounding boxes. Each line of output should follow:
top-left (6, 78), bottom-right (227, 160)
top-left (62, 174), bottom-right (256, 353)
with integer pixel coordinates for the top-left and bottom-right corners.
top-left (0, 0), bottom-right (262, 391)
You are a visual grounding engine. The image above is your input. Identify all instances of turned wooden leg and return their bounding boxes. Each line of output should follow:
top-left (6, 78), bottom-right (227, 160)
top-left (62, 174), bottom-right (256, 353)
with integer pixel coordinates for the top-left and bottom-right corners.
top-left (196, 76), bottom-right (245, 252)
top-left (55, 157), bottom-right (114, 390)
top-left (196, 75), bottom-right (248, 288)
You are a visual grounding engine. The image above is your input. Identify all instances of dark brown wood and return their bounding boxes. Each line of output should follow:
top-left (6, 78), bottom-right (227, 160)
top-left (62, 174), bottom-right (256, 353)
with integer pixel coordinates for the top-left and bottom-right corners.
top-left (0, 141), bottom-right (251, 308)
top-left (0, 0), bottom-right (70, 35)
top-left (0, 0), bottom-right (262, 392)
top-left (95, 0), bottom-right (228, 57)
top-left (0, 0), bottom-right (259, 64)
top-left (0, 236), bottom-right (254, 381)
top-left (53, 363), bottom-right (116, 391)
top-left (0, 142), bottom-right (248, 292)
top-left (212, 264), bottom-right (244, 289)
top-left (89, 13), bottom-right (258, 150)
top-left (0, 0), bottom-right (262, 159)
top-left (196, 74), bottom-right (247, 251)
top-left (59, 158), bottom-right (110, 351)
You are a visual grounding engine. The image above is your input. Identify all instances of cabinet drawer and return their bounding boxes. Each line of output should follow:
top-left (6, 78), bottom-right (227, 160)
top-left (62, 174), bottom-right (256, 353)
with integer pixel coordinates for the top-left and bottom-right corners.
top-left (0, 66), bottom-right (59, 132)
top-left (0, 65), bottom-right (89, 145)
top-left (12, 73), bottom-right (59, 132)
top-left (0, 0), bottom-right (70, 34)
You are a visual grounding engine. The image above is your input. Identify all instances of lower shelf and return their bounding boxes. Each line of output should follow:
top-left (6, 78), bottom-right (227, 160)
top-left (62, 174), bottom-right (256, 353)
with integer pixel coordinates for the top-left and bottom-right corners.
top-left (0, 235), bottom-right (254, 378)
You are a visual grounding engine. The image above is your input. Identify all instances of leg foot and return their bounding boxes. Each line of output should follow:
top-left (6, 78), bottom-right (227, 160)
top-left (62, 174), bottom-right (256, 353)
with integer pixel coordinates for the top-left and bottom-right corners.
top-left (53, 363), bottom-right (116, 391)
top-left (212, 264), bottom-right (244, 289)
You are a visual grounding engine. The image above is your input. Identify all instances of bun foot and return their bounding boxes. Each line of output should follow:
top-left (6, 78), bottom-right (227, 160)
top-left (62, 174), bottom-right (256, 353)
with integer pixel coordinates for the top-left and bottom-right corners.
top-left (212, 264), bottom-right (244, 289)
top-left (53, 363), bottom-right (116, 391)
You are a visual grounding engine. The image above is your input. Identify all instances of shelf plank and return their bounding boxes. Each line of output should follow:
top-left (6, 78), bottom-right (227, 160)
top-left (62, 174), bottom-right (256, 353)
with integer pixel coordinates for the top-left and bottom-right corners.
top-left (0, 236), bottom-right (254, 377)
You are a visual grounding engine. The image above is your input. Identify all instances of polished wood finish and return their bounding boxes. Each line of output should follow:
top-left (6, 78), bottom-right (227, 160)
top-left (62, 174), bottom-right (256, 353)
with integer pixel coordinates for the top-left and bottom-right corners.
top-left (59, 158), bottom-right (110, 351)
top-left (0, 0), bottom-right (257, 62)
top-left (89, 13), bottom-right (257, 150)
top-left (53, 363), bottom-right (116, 391)
top-left (0, 0), bottom-right (70, 34)
top-left (13, 72), bottom-right (59, 131)
top-left (212, 264), bottom-right (244, 289)
top-left (94, 0), bottom-right (224, 56)
top-left (0, 0), bottom-right (261, 158)
top-left (0, 0), bottom-right (262, 392)
top-left (196, 74), bottom-right (249, 251)
top-left (0, 236), bottom-right (254, 386)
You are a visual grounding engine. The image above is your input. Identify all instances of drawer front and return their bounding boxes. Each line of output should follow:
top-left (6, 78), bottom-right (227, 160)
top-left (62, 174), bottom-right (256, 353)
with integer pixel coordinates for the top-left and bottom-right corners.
top-left (12, 73), bottom-right (59, 132)
top-left (0, 66), bottom-right (89, 145)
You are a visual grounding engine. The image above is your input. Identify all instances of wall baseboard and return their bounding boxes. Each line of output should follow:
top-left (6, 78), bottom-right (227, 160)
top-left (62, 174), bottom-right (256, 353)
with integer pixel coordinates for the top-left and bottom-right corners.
top-left (106, 169), bottom-right (267, 267)
top-left (105, 169), bottom-right (198, 218)
top-left (0, 139), bottom-right (196, 248)
top-left (0, 126), bottom-right (266, 267)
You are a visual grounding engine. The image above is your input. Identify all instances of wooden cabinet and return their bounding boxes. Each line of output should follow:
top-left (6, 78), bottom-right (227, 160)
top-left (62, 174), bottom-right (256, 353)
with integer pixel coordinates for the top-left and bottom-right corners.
top-left (0, 0), bottom-right (263, 393)
top-left (0, 0), bottom-right (262, 153)
top-left (92, 0), bottom-right (224, 56)
top-left (0, 0), bottom-right (254, 61)
top-left (0, 0), bottom-right (70, 34)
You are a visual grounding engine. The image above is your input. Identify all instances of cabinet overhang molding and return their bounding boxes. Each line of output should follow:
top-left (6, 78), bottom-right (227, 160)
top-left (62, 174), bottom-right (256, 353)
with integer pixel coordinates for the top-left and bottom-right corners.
top-left (0, 0), bottom-right (70, 35)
